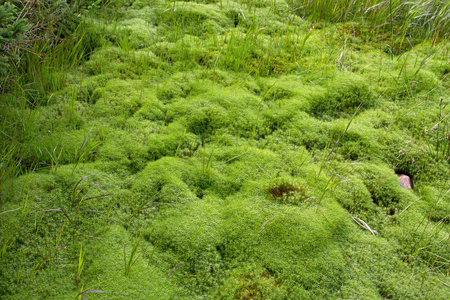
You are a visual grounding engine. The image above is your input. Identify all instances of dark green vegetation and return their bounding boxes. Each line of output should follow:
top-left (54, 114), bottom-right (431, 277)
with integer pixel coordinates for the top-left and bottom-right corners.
top-left (1, 0), bottom-right (450, 299)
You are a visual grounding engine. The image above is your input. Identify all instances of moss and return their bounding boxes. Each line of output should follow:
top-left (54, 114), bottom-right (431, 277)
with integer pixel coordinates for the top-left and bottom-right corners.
top-left (417, 185), bottom-right (450, 224)
top-left (156, 71), bottom-right (209, 102)
top-left (4, 0), bottom-right (450, 299)
top-left (309, 73), bottom-right (374, 119)
top-left (132, 157), bottom-right (198, 204)
top-left (119, 18), bottom-right (158, 46)
top-left (65, 74), bottom-right (112, 104)
top-left (353, 164), bottom-right (417, 223)
top-left (165, 84), bottom-right (263, 140)
top-left (286, 111), bottom-right (329, 150)
top-left (186, 104), bottom-right (230, 137)
top-left (379, 67), bottom-right (443, 102)
top-left (92, 78), bottom-right (150, 123)
top-left (84, 46), bottom-right (157, 77)
top-left (217, 266), bottom-right (288, 299)
top-left (333, 175), bottom-right (373, 213)
top-left (85, 225), bottom-right (186, 299)
top-left (158, 2), bottom-right (233, 37)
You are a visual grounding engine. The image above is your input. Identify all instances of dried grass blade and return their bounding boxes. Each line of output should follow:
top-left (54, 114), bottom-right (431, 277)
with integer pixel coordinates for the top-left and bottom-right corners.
top-left (336, 174), bottom-right (348, 187)
top-left (258, 215), bottom-right (278, 234)
top-left (399, 197), bottom-right (422, 216)
top-left (0, 207), bottom-right (21, 215)
top-left (352, 216), bottom-right (378, 236)
top-left (168, 262), bottom-right (184, 277)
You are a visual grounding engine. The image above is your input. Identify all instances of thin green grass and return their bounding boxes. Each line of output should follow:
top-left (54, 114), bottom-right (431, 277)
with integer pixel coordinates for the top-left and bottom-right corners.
top-left (423, 98), bottom-right (450, 162)
top-left (289, 0), bottom-right (450, 44)
top-left (124, 233), bottom-right (141, 276)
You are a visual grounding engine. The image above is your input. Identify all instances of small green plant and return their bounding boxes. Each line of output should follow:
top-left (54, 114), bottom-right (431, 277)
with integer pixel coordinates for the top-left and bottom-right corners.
top-left (0, 224), bottom-right (14, 260)
top-left (0, 142), bottom-right (22, 210)
top-left (76, 242), bottom-right (86, 287)
top-left (45, 145), bottom-right (64, 172)
top-left (175, 127), bottom-right (187, 158)
top-left (424, 98), bottom-right (450, 162)
top-left (42, 174), bottom-right (110, 243)
top-left (70, 174), bottom-right (110, 210)
top-left (20, 191), bottom-right (35, 224)
top-left (201, 142), bottom-right (216, 180)
top-left (72, 125), bottom-right (103, 173)
top-left (124, 233), bottom-right (141, 275)
top-left (30, 260), bottom-right (45, 281)
top-left (126, 189), bottom-right (180, 223)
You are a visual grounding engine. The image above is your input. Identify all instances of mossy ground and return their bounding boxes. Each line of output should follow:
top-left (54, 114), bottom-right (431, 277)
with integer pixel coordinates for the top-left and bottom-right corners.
top-left (1, 0), bottom-right (450, 299)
